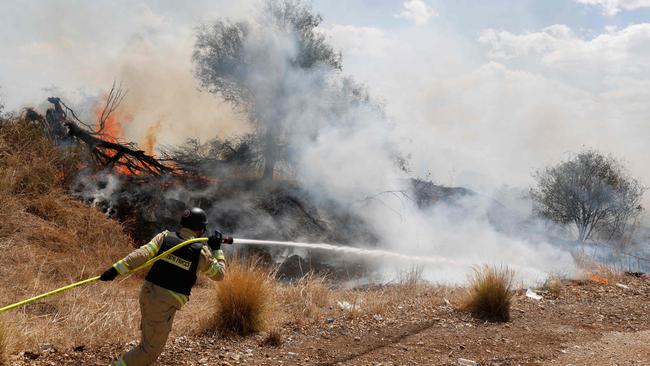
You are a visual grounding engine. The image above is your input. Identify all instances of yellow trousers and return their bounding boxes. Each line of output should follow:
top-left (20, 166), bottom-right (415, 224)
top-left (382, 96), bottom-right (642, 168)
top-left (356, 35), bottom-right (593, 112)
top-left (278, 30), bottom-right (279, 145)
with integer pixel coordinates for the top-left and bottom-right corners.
top-left (113, 281), bottom-right (181, 366)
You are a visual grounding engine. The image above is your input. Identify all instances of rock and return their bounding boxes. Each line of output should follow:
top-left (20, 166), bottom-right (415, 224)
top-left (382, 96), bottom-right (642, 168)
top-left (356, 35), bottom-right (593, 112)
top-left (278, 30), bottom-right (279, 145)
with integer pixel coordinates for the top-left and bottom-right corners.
top-left (23, 351), bottom-right (40, 360)
top-left (73, 345), bottom-right (86, 352)
top-left (39, 343), bottom-right (57, 353)
top-left (277, 255), bottom-right (310, 280)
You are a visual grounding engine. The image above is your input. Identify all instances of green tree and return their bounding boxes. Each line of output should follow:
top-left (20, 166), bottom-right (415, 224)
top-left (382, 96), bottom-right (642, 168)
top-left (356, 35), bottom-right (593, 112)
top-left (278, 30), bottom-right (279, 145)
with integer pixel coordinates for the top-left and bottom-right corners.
top-left (531, 150), bottom-right (644, 242)
top-left (192, 0), bottom-right (341, 181)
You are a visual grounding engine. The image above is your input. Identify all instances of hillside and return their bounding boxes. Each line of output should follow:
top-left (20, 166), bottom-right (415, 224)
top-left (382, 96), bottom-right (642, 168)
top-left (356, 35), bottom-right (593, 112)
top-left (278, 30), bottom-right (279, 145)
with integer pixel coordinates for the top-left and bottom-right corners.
top-left (0, 119), bottom-right (146, 349)
top-left (1, 118), bottom-right (648, 366)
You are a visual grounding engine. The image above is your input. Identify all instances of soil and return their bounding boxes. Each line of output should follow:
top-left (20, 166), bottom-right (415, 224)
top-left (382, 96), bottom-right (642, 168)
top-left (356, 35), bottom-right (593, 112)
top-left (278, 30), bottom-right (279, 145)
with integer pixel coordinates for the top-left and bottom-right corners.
top-left (10, 275), bottom-right (650, 366)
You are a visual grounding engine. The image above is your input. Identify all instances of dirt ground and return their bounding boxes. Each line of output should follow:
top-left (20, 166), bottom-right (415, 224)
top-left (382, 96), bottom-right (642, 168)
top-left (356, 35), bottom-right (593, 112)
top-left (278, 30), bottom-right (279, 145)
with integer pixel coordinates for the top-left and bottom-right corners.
top-left (9, 274), bottom-right (650, 366)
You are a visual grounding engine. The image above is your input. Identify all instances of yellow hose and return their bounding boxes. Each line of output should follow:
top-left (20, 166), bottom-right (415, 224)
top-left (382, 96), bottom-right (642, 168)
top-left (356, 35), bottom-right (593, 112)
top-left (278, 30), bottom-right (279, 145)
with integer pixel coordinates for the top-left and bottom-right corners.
top-left (0, 237), bottom-right (208, 314)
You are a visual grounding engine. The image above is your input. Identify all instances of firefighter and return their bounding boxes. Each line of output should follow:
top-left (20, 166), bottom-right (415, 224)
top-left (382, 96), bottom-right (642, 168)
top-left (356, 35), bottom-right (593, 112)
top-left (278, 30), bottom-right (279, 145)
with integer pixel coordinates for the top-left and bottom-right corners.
top-left (99, 207), bottom-right (229, 366)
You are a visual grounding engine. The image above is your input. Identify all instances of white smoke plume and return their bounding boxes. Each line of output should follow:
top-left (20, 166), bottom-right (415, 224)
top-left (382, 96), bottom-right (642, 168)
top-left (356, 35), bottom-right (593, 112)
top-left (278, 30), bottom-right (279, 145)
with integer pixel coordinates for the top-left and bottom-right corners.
top-left (183, 1), bottom-right (577, 284)
top-left (6, 1), bottom-right (650, 282)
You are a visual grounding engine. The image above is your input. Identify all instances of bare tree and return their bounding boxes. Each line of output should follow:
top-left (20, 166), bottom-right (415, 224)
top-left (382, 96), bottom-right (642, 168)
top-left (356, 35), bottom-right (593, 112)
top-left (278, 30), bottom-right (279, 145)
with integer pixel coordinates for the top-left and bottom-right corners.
top-left (531, 150), bottom-right (645, 242)
top-left (192, 0), bottom-right (341, 181)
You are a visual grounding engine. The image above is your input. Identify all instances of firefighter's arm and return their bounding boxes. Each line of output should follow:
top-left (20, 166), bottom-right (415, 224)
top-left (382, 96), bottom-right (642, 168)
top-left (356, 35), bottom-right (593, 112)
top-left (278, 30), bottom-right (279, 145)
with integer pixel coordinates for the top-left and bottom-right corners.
top-left (112, 231), bottom-right (168, 276)
top-left (198, 245), bottom-right (226, 281)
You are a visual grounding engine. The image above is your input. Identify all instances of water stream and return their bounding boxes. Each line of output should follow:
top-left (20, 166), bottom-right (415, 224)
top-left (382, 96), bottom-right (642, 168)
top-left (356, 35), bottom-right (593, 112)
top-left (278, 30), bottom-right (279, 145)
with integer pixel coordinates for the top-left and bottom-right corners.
top-left (233, 238), bottom-right (467, 267)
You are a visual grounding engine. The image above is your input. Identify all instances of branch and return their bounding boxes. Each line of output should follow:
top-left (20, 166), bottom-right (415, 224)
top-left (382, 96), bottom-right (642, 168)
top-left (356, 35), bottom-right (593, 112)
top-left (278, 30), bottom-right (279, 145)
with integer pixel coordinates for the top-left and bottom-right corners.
top-left (95, 81), bottom-right (127, 135)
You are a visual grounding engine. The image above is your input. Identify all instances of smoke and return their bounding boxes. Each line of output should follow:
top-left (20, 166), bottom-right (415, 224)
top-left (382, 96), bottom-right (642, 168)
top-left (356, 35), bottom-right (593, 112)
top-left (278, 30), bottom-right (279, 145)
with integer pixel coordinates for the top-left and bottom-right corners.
top-left (182, 1), bottom-right (577, 285)
top-left (0, 1), bottom-right (252, 149)
top-left (13, 0), bottom-right (650, 282)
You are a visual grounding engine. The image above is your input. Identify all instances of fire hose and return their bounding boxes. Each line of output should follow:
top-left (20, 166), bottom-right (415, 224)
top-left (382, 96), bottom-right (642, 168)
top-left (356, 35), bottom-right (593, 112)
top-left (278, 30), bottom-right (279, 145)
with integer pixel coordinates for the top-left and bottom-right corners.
top-left (0, 237), bottom-right (231, 314)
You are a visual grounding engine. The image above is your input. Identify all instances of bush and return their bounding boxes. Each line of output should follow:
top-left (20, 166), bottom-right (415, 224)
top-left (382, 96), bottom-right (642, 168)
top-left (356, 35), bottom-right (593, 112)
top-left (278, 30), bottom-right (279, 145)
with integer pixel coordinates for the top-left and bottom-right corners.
top-left (211, 258), bottom-right (275, 335)
top-left (462, 265), bottom-right (515, 322)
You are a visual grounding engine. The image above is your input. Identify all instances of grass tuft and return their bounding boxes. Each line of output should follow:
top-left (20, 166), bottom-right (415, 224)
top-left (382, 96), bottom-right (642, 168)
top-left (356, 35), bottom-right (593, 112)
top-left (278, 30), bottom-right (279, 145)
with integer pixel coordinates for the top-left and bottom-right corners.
top-left (211, 257), bottom-right (275, 335)
top-left (263, 328), bottom-right (283, 347)
top-left (462, 265), bottom-right (515, 322)
top-left (541, 277), bottom-right (562, 298)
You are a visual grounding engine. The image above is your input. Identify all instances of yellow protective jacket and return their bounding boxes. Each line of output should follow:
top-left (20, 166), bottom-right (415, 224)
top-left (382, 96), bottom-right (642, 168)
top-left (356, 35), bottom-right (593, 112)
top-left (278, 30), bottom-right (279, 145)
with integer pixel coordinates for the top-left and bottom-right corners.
top-left (111, 228), bottom-right (226, 307)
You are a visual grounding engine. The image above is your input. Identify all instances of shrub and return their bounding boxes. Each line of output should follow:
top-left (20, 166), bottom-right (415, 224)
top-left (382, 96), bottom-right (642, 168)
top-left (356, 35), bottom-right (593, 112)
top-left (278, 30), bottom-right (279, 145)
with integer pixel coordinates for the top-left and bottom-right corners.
top-left (211, 258), bottom-right (275, 335)
top-left (462, 265), bottom-right (515, 322)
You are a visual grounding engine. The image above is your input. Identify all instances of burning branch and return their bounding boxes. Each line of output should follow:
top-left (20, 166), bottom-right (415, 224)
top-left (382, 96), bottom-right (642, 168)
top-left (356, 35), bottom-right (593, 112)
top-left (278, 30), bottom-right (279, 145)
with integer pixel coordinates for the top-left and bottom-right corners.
top-left (95, 81), bottom-right (127, 135)
top-left (41, 95), bottom-right (174, 178)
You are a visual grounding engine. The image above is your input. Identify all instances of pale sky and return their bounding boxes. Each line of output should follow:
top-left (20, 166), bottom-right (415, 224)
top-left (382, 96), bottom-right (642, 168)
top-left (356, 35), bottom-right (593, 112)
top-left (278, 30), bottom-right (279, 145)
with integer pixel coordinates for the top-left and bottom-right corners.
top-left (1, 0), bottom-right (650, 198)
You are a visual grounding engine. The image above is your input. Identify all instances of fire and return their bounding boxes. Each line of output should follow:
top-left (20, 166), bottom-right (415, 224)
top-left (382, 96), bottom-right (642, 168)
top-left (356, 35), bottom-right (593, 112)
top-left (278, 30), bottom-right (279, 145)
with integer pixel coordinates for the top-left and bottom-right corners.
top-left (589, 274), bottom-right (609, 285)
top-left (90, 96), bottom-right (174, 178)
top-left (141, 121), bottom-right (162, 156)
top-left (93, 99), bottom-right (140, 176)
top-left (94, 99), bottom-right (131, 142)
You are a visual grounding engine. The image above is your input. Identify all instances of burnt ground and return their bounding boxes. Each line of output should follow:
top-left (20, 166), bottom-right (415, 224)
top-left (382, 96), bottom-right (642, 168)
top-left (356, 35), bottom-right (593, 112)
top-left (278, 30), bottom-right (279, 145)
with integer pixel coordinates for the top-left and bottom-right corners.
top-left (11, 274), bottom-right (649, 366)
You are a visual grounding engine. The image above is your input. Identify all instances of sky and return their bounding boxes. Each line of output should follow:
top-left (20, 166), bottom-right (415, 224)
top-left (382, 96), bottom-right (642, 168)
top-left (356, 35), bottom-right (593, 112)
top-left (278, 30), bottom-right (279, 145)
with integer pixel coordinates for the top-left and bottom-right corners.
top-left (1, 0), bottom-right (650, 201)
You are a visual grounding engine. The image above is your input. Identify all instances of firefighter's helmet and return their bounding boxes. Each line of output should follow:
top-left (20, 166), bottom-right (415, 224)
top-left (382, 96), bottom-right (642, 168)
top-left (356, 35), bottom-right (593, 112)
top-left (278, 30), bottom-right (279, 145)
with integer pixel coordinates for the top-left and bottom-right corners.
top-left (180, 207), bottom-right (208, 232)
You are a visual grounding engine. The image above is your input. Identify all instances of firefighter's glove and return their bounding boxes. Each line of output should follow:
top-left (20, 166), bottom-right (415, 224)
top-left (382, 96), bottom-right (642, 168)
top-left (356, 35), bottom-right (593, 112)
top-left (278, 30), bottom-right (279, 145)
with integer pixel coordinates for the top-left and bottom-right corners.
top-left (100, 267), bottom-right (118, 281)
top-left (208, 230), bottom-right (224, 251)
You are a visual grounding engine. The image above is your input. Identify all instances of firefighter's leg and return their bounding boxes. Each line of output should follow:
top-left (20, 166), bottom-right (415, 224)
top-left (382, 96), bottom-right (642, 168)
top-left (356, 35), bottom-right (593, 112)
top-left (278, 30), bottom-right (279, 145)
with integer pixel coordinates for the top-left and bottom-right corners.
top-left (118, 282), bottom-right (178, 366)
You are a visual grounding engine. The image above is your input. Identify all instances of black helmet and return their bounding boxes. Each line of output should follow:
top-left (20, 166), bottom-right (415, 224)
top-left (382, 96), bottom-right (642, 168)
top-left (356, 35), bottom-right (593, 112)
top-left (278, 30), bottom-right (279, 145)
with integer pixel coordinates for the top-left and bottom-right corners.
top-left (180, 207), bottom-right (208, 232)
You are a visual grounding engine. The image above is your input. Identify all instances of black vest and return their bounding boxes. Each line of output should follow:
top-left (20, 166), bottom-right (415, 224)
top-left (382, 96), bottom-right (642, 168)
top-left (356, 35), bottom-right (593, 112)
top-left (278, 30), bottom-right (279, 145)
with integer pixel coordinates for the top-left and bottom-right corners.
top-left (145, 232), bottom-right (203, 296)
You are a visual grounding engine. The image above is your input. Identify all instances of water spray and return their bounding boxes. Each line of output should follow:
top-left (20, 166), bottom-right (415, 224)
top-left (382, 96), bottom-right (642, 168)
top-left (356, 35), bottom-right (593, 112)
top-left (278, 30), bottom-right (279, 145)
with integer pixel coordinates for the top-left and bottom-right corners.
top-left (233, 238), bottom-right (466, 267)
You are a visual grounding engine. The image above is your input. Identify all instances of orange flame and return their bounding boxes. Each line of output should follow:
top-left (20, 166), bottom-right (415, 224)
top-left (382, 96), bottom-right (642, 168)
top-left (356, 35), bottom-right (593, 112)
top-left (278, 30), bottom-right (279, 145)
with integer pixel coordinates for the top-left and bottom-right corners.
top-left (589, 274), bottom-right (609, 285)
top-left (94, 99), bottom-right (131, 142)
top-left (141, 121), bottom-right (162, 156)
top-left (94, 98), bottom-right (138, 176)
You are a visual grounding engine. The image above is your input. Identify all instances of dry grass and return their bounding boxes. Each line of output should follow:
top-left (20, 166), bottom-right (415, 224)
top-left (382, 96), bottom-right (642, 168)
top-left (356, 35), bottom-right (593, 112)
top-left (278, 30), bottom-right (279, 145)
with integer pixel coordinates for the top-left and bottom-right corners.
top-left (263, 328), bottom-right (283, 347)
top-left (540, 277), bottom-right (563, 299)
top-left (278, 273), bottom-right (331, 325)
top-left (0, 319), bottom-right (11, 366)
top-left (572, 251), bottom-right (625, 284)
top-left (208, 257), bottom-right (276, 335)
top-left (0, 119), bottom-right (140, 350)
top-left (461, 265), bottom-right (515, 322)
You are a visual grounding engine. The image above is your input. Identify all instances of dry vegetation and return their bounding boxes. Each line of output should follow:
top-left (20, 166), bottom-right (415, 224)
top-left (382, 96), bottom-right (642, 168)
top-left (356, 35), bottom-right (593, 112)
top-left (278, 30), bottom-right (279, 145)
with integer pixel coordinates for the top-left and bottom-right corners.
top-left (461, 265), bottom-right (515, 322)
top-left (0, 119), bottom-right (140, 349)
top-left (207, 257), bottom-right (276, 335)
top-left (0, 319), bottom-right (10, 366)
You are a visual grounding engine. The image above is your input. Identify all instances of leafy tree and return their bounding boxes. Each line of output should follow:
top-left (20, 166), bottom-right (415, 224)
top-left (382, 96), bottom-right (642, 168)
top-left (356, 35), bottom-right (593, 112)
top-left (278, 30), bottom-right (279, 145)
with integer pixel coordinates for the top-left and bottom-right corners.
top-left (531, 150), bottom-right (644, 242)
top-left (192, 0), bottom-right (341, 181)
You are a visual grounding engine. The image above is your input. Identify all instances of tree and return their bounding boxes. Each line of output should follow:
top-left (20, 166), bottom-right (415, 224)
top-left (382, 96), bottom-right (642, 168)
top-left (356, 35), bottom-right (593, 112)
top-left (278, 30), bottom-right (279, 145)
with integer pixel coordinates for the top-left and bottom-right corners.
top-left (531, 150), bottom-right (644, 242)
top-left (192, 0), bottom-right (341, 181)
